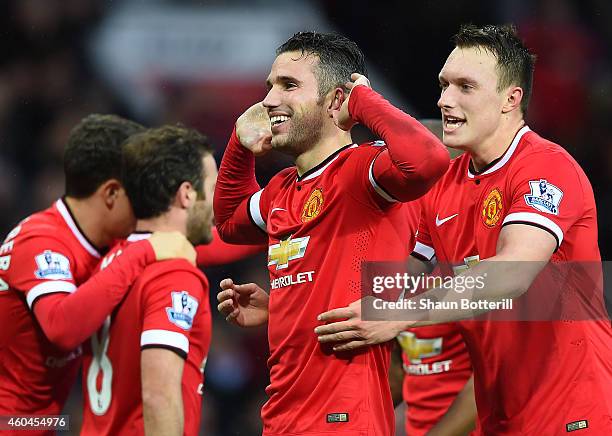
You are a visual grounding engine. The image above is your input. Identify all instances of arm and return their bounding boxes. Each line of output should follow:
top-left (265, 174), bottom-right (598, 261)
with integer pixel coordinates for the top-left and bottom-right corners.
top-left (346, 79), bottom-right (449, 202)
top-left (141, 348), bottom-right (184, 436)
top-left (389, 339), bottom-right (405, 408)
top-left (315, 224), bottom-right (556, 349)
top-left (196, 228), bottom-right (265, 267)
top-left (214, 104), bottom-right (272, 244)
top-left (427, 375), bottom-right (476, 436)
top-left (33, 232), bottom-right (194, 350)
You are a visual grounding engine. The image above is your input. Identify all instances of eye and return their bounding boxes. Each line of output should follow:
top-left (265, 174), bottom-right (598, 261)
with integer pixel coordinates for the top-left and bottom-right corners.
top-left (460, 83), bottom-right (474, 92)
top-left (285, 82), bottom-right (297, 90)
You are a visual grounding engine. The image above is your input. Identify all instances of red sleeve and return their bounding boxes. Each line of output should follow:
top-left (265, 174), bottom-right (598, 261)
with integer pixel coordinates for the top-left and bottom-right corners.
top-left (32, 240), bottom-right (156, 350)
top-left (411, 197), bottom-right (436, 262)
top-left (7, 234), bottom-right (79, 304)
top-left (140, 267), bottom-right (206, 359)
top-left (502, 151), bottom-right (585, 251)
top-left (349, 85), bottom-right (449, 202)
top-left (196, 228), bottom-right (265, 267)
top-left (213, 126), bottom-right (268, 244)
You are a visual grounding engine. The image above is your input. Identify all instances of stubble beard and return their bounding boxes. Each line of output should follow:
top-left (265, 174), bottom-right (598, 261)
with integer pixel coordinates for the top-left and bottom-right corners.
top-left (271, 105), bottom-right (325, 158)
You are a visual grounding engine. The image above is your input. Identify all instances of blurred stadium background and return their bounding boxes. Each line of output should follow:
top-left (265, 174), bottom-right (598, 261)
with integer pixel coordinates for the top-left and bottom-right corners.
top-left (1, 0), bottom-right (611, 434)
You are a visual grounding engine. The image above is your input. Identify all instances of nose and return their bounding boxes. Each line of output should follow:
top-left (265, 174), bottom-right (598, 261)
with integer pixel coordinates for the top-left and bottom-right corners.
top-left (437, 86), bottom-right (456, 110)
top-left (263, 86), bottom-right (280, 109)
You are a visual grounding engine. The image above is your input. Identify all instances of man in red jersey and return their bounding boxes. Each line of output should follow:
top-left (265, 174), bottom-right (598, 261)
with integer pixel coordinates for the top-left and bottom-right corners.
top-left (316, 24), bottom-right (612, 435)
top-left (0, 115), bottom-right (194, 435)
top-left (389, 131), bottom-right (476, 436)
top-left (215, 31), bottom-right (448, 435)
top-left (81, 125), bottom-right (215, 436)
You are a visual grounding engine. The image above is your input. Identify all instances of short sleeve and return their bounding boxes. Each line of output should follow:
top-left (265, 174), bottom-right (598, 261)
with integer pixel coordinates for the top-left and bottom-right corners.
top-left (502, 153), bottom-right (584, 249)
top-left (7, 234), bottom-right (77, 309)
top-left (140, 268), bottom-right (206, 359)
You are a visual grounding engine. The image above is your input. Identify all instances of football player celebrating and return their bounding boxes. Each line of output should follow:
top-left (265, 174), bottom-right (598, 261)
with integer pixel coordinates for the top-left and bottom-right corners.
top-left (316, 24), bottom-right (612, 435)
top-left (215, 31), bottom-right (449, 435)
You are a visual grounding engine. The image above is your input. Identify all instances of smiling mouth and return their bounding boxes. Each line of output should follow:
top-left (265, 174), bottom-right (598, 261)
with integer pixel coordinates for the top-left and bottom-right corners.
top-left (270, 115), bottom-right (290, 129)
top-left (444, 116), bottom-right (465, 131)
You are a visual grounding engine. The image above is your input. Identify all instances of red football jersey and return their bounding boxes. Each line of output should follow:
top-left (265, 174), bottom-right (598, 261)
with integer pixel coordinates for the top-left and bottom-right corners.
top-left (247, 143), bottom-right (413, 435)
top-left (412, 126), bottom-right (612, 434)
top-left (0, 199), bottom-right (101, 426)
top-left (80, 234), bottom-right (211, 436)
top-left (399, 324), bottom-right (472, 436)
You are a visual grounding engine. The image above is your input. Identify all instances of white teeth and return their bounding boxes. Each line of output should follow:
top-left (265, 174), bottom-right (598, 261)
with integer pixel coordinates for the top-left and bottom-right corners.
top-left (270, 115), bottom-right (290, 126)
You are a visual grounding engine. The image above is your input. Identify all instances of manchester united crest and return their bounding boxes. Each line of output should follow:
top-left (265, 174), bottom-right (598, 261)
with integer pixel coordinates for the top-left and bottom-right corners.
top-left (301, 188), bottom-right (324, 223)
top-left (482, 188), bottom-right (503, 227)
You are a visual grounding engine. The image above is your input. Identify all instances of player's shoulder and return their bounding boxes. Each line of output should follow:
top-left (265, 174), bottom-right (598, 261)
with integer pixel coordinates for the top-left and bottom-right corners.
top-left (513, 129), bottom-right (587, 178)
top-left (267, 167), bottom-right (297, 190)
top-left (517, 130), bottom-right (581, 168)
top-left (143, 259), bottom-right (208, 290)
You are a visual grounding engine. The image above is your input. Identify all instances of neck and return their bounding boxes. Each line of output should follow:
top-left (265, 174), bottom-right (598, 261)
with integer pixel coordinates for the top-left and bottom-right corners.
top-left (64, 196), bottom-right (110, 249)
top-left (136, 209), bottom-right (186, 235)
top-left (295, 129), bottom-right (352, 176)
top-left (469, 118), bottom-right (525, 172)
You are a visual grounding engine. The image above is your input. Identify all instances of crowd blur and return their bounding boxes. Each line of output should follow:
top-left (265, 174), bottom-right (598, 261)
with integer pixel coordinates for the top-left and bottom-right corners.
top-left (1, 1), bottom-right (611, 435)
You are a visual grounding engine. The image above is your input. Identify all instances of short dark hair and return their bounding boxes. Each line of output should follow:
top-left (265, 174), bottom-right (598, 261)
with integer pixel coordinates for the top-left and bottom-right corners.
top-left (121, 125), bottom-right (213, 220)
top-left (64, 114), bottom-right (145, 198)
top-left (454, 24), bottom-right (536, 114)
top-left (276, 31), bottom-right (367, 97)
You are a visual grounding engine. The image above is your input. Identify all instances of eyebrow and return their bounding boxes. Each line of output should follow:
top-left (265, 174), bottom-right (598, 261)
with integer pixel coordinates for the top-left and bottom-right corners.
top-left (438, 74), bottom-right (478, 85)
top-left (266, 75), bottom-right (302, 89)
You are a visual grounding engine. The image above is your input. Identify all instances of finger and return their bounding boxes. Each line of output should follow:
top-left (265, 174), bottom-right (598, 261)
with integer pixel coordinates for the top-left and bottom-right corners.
top-left (217, 299), bottom-right (235, 315)
top-left (350, 73), bottom-right (362, 81)
top-left (220, 278), bottom-right (234, 290)
top-left (317, 307), bottom-right (355, 322)
top-left (234, 283), bottom-right (260, 296)
top-left (317, 330), bottom-right (362, 344)
top-left (225, 308), bottom-right (240, 323)
top-left (314, 320), bottom-right (355, 336)
top-left (217, 289), bottom-right (235, 303)
top-left (333, 340), bottom-right (369, 352)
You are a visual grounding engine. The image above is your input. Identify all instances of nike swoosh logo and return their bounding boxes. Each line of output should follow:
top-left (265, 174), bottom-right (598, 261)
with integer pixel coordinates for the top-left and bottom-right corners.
top-left (435, 213), bottom-right (458, 227)
top-left (270, 207), bottom-right (287, 214)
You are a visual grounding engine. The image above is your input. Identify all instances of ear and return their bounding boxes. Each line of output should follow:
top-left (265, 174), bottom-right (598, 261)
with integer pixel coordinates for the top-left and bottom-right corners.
top-left (326, 87), bottom-right (346, 119)
top-left (502, 86), bottom-right (523, 114)
top-left (98, 179), bottom-right (124, 209)
top-left (176, 181), bottom-right (196, 209)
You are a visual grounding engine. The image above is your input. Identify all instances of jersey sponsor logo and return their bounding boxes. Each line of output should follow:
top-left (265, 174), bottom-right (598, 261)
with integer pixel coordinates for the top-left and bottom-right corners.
top-left (301, 188), bottom-right (324, 223)
top-left (435, 213), bottom-right (459, 227)
top-left (406, 359), bottom-right (452, 375)
top-left (524, 179), bottom-right (563, 215)
top-left (34, 250), bottom-right (72, 279)
top-left (268, 235), bottom-right (310, 270)
top-left (452, 255), bottom-right (481, 276)
top-left (397, 331), bottom-right (442, 363)
top-left (482, 188), bottom-right (503, 227)
top-left (566, 420), bottom-right (588, 432)
top-left (166, 291), bottom-right (199, 330)
top-left (270, 271), bottom-right (315, 289)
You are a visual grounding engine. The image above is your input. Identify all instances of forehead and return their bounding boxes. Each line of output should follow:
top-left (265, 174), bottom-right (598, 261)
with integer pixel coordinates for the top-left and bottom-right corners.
top-left (439, 46), bottom-right (499, 83)
top-left (266, 51), bottom-right (319, 83)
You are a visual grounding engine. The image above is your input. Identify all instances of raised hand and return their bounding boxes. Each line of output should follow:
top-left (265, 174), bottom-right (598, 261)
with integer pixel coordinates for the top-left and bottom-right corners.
top-left (236, 102), bottom-right (273, 156)
top-left (334, 73), bottom-right (372, 131)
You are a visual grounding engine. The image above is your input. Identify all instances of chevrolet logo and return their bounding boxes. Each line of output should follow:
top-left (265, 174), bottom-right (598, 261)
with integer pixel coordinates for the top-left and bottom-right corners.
top-left (268, 235), bottom-right (310, 270)
top-left (397, 331), bottom-right (442, 364)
